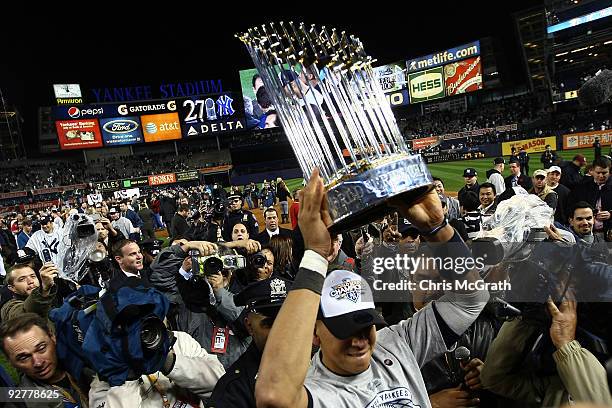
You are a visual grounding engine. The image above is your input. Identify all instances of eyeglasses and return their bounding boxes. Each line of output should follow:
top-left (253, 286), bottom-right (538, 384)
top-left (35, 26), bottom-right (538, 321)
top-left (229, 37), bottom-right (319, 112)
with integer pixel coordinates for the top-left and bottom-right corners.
top-left (535, 176), bottom-right (545, 180)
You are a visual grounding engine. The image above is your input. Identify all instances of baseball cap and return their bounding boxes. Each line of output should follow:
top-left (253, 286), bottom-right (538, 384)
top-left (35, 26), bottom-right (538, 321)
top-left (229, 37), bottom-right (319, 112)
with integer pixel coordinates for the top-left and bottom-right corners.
top-left (40, 215), bottom-right (53, 225)
top-left (234, 277), bottom-right (292, 318)
top-left (463, 168), bottom-right (477, 177)
top-left (548, 165), bottom-right (562, 174)
top-left (573, 154), bottom-right (586, 164)
top-left (279, 69), bottom-right (299, 87)
top-left (493, 157), bottom-right (505, 165)
top-left (108, 207), bottom-right (119, 214)
top-left (319, 270), bottom-right (386, 339)
top-left (397, 217), bottom-right (420, 238)
top-left (227, 194), bottom-right (242, 201)
top-left (533, 169), bottom-right (548, 178)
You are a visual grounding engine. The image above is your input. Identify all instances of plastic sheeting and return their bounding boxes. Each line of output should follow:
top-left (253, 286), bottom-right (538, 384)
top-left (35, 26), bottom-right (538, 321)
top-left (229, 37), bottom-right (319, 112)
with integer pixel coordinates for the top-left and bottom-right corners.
top-left (57, 213), bottom-right (98, 282)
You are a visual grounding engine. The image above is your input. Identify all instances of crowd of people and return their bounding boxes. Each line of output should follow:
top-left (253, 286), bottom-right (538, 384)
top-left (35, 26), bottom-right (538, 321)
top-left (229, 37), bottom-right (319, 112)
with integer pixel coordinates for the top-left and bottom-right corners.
top-left (0, 139), bottom-right (610, 407)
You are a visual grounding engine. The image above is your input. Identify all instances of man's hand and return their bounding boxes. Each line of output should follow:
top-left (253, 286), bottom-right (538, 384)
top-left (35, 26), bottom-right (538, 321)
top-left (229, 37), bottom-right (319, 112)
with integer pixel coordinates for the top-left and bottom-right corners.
top-left (382, 213), bottom-right (402, 243)
top-left (39, 262), bottom-right (58, 296)
top-left (181, 257), bottom-right (192, 273)
top-left (547, 296), bottom-right (577, 349)
top-left (354, 236), bottom-right (374, 258)
top-left (298, 168), bottom-right (333, 258)
top-left (596, 210), bottom-right (610, 221)
top-left (389, 187), bottom-right (451, 242)
top-left (207, 272), bottom-right (224, 291)
top-left (184, 241), bottom-right (217, 256)
top-left (544, 224), bottom-right (566, 242)
top-left (225, 239), bottom-right (261, 254)
top-left (429, 386), bottom-right (480, 408)
top-left (461, 358), bottom-right (484, 390)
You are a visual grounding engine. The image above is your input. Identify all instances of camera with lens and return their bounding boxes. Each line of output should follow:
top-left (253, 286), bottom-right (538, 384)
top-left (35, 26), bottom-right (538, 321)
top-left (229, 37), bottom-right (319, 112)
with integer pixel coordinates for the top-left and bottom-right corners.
top-left (249, 251), bottom-right (268, 269)
top-left (72, 214), bottom-right (96, 238)
top-left (190, 246), bottom-right (246, 277)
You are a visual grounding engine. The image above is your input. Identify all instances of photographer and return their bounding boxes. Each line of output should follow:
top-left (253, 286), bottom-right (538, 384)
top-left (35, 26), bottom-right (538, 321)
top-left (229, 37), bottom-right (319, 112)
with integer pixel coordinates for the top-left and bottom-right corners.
top-left (1, 261), bottom-right (57, 322)
top-left (480, 295), bottom-right (612, 406)
top-left (1, 313), bottom-right (89, 408)
top-left (95, 218), bottom-right (125, 252)
top-left (89, 322), bottom-right (225, 408)
top-left (149, 239), bottom-right (252, 369)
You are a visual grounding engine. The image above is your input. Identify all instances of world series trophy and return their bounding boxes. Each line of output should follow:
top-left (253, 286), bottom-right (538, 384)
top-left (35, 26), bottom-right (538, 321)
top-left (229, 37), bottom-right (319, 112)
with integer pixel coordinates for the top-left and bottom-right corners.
top-left (237, 22), bottom-right (433, 233)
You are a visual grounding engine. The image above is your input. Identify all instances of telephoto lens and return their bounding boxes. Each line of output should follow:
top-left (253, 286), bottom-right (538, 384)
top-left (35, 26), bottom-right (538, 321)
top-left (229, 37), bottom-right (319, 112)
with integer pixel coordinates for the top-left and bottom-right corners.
top-left (204, 257), bottom-right (224, 276)
top-left (140, 316), bottom-right (166, 352)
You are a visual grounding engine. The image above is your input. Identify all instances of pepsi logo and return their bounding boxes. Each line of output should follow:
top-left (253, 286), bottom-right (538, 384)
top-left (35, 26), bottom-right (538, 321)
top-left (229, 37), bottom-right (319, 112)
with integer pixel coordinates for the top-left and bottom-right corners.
top-left (68, 107), bottom-right (80, 118)
top-left (103, 119), bottom-right (139, 134)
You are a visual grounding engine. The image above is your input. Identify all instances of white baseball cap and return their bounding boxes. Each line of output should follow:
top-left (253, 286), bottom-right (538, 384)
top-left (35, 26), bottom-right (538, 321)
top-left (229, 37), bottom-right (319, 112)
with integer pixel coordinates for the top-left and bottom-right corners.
top-left (547, 166), bottom-right (562, 174)
top-left (319, 270), bottom-right (386, 339)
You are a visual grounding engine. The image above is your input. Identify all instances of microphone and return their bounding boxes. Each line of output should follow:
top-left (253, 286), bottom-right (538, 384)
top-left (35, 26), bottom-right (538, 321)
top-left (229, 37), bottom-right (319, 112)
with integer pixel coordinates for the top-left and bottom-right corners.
top-left (578, 69), bottom-right (612, 107)
top-left (454, 346), bottom-right (471, 364)
top-left (449, 346), bottom-right (471, 386)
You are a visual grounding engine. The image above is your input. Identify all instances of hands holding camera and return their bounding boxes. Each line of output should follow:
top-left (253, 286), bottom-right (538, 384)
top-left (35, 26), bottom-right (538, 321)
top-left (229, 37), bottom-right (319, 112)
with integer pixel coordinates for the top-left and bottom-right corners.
top-left (40, 262), bottom-right (59, 296)
top-left (183, 241), bottom-right (218, 256)
top-left (224, 239), bottom-right (261, 254)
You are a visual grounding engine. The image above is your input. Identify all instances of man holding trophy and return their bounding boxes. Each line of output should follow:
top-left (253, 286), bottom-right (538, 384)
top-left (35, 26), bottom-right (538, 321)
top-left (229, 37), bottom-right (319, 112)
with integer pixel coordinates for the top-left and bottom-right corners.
top-left (237, 23), bottom-right (489, 408)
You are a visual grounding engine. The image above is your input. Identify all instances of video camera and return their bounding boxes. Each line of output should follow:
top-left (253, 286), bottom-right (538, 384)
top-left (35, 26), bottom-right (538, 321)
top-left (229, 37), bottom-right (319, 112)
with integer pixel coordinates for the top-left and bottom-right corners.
top-left (189, 246), bottom-right (246, 277)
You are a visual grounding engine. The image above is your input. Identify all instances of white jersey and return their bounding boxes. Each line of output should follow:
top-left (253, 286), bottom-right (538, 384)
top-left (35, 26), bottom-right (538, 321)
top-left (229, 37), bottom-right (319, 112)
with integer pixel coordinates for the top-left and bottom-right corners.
top-left (304, 291), bottom-right (489, 408)
top-left (25, 227), bottom-right (63, 264)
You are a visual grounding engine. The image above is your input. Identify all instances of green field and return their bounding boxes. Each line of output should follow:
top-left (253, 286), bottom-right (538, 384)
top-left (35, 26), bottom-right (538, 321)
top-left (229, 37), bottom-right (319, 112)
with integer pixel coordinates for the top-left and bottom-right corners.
top-left (280, 147), bottom-right (600, 193)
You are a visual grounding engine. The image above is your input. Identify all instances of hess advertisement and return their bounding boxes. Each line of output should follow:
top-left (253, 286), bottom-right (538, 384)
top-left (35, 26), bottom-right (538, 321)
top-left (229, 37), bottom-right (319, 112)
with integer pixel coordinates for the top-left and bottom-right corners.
top-left (444, 56), bottom-right (483, 96)
top-left (373, 62), bottom-right (409, 107)
top-left (56, 119), bottom-right (103, 150)
top-left (408, 67), bottom-right (445, 104)
top-left (180, 93), bottom-right (245, 137)
top-left (99, 116), bottom-right (143, 146)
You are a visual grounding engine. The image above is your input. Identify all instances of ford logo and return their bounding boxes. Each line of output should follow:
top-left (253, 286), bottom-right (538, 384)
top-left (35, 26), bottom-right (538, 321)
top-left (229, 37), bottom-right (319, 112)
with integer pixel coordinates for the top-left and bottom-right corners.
top-left (103, 119), bottom-right (139, 134)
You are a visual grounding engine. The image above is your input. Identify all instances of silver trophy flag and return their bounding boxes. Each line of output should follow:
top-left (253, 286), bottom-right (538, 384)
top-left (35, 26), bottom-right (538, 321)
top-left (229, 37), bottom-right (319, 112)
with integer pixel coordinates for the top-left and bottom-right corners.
top-left (237, 22), bottom-right (432, 232)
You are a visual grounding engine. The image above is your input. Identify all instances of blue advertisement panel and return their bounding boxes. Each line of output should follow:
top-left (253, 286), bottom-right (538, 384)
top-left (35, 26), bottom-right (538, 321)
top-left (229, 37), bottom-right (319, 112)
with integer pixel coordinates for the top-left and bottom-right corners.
top-left (406, 41), bottom-right (480, 73)
top-left (52, 104), bottom-right (108, 120)
top-left (179, 93), bottom-right (245, 137)
top-left (99, 116), bottom-right (143, 146)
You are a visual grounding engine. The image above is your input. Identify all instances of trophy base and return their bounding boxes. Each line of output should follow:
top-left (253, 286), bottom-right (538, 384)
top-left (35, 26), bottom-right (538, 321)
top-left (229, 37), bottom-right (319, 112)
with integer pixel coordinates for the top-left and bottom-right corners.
top-left (326, 154), bottom-right (432, 234)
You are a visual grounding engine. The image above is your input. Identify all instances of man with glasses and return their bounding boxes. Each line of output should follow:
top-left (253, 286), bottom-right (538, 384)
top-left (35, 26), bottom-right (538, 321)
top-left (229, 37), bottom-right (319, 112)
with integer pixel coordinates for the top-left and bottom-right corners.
top-left (223, 194), bottom-right (259, 242)
top-left (207, 277), bottom-right (291, 407)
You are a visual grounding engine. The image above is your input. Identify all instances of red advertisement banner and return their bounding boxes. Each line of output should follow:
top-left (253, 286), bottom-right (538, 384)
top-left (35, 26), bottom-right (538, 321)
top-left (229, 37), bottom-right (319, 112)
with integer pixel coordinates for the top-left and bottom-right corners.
top-left (199, 165), bottom-right (233, 174)
top-left (563, 130), bottom-right (612, 150)
top-left (411, 136), bottom-right (440, 150)
top-left (20, 199), bottom-right (61, 211)
top-left (56, 119), bottom-right (103, 150)
top-left (148, 173), bottom-right (177, 186)
top-left (0, 191), bottom-right (27, 200)
top-left (444, 56), bottom-right (483, 96)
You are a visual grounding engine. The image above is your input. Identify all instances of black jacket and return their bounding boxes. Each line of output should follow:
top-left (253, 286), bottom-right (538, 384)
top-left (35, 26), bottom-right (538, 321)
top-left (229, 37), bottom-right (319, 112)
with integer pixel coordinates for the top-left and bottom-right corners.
top-left (222, 210), bottom-right (259, 242)
top-left (540, 150), bottom-right (558, 168)
top-left (560, 161), bottom-right (583, 191)
top-left (254, 227), bottom-right (292, 246)
top-left (552, 183), bottom-right (571, 223)
top-left (504, 174), bottom-right (533, 191)
top-left (207, 343), bottom-right (261, 408)
top-left (458, 183), bottom-right (480, 206)
top-left (160, 196), bottom-right (177, 223)
top-left (170, 213), bottom-right (189, 239)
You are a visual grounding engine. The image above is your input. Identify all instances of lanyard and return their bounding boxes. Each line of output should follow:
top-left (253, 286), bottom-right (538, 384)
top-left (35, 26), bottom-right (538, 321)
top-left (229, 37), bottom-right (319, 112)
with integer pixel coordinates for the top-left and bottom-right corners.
top-left (147, 374), bottom-right (171, 408)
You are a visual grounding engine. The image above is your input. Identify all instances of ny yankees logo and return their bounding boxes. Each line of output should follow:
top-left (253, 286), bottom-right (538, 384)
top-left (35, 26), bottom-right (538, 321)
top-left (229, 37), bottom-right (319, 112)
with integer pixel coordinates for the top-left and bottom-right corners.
top-left (43, 238), bottom-right (59, 255)
top-left (216, 95), bottom-right (235, 117)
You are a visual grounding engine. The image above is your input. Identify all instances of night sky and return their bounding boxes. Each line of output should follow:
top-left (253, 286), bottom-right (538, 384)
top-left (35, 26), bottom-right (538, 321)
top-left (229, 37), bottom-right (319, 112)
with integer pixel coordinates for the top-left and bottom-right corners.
top-left (1, 1), bottom-right (543, 153)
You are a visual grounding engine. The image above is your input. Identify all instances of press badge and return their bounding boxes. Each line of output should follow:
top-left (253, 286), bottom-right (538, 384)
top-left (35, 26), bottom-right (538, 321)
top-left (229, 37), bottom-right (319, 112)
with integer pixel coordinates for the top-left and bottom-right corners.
top-left (211, 326), bottom-right (229, 354)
